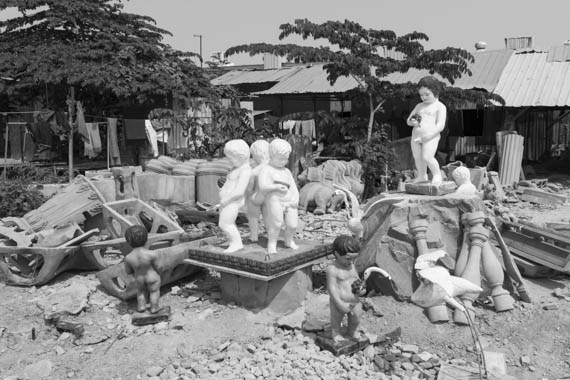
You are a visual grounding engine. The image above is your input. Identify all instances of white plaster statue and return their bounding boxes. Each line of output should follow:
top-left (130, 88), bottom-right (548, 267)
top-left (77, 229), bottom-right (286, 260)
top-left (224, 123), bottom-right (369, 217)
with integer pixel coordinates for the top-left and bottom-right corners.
top-left (218, 139), bottom-right (252, 253)
top-left (452, 166), bottom-right (478, 195)
top-left (246, 139), bottom-right (270, 242)
top-left (406, 76), bottom-right (447, 185)
top-left (258, 138), bottom-right (299, 255)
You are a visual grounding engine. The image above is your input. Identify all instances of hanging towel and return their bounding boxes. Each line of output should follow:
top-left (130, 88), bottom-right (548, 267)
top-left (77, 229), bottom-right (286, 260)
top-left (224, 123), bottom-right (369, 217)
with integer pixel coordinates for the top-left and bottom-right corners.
top-left (282, 120), bottom-right (295, 134)
top-left (300, 119), bottom-right (316, 139)
top-left (75, 102), bottom-right (89, 141)
top-left (144, 119), bottom-right (159, 157)
top-left (294, 120), bottom-right (303, 135)
top-left (107, 118), bottom-right (121, 165)
top-left (86, 123), bottom-right (102, 154)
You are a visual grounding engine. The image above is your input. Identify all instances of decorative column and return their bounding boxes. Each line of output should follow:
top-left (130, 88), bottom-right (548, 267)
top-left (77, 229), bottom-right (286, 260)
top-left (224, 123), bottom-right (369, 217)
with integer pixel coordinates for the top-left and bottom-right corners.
top-left (481, 234), bottom-right (514, 313)
top-left (454, 212), bottom-right (485, 325)
top-left (410, 218), bottom-right (449, 323)
top-left (454, 213), bottom-right (471, 277)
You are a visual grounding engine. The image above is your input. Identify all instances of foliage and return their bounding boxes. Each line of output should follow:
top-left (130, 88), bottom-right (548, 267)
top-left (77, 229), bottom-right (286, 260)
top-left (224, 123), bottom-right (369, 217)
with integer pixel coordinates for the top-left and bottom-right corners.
top-left (0, 179), bottom-right (46, 217)
top-left (2, 164), bottom-right (69, 184)
top-left (226, 19), bottom-right (505, 141)
top-left (0, 0), bottom-right (215, 110)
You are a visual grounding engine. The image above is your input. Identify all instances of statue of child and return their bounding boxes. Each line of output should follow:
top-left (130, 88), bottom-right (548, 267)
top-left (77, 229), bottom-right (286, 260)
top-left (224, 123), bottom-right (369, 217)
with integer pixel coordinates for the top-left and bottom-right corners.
top-left (257, 138), bottom-right (299, 255)
top-left (124, 225), bottom-right (162, 313)
top-left (327, 235), bottom-right (366, 342)
top-left (452, 166), bottom-right (478, 195)
top-left (219, 139), bottom-right (252, 253)
top-left (246, 139), bottom-right (270, 242)
top-left (406, 76), bottom-right (447, 185)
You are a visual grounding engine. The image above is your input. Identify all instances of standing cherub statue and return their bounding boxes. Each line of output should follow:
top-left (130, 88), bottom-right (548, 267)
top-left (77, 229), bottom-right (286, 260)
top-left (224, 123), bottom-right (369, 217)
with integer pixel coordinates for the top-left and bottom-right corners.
top-left (257, 138), bottom-right (299, 255)
top-left (246, 139), bottom-right (270, 242)
top-left (406, 76), bottom-right (447, 185)
top-left (218, 139), bottom-right (252, 253)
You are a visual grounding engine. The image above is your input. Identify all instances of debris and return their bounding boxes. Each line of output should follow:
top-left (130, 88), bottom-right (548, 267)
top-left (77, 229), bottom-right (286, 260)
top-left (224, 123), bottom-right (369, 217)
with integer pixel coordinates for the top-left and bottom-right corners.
top-left (22, 359), bottom-right (53, 380)
top-left (36, 284), bottom-right (92, 318)
top-left (543, 303), bottom-right (559, 310)
top-left (276, 306), bottom-right (305, 330)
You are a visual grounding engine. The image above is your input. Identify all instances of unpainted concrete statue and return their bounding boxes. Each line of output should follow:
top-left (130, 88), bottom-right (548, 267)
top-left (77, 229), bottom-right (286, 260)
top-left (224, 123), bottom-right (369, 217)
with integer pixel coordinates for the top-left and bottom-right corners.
top-left (218, 139), bottom-right (252, 253)
top-left (258, 138), bottom-right (299, 255)
top-left (124, 225), bottom-right (162, 313)
top-left (452, 166), bottom-right (478, 195)
top-left (327, 235), bottom-right (366, 342)
top-left (246, 139), bottom-right (270, 242)
top-left (406, 76), bottom-right (447, 185)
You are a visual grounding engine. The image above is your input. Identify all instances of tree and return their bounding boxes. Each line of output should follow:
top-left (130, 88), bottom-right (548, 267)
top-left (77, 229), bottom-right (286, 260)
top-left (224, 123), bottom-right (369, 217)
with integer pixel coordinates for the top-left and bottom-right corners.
top-left (226, 19), bottom-right (504, 142)
top-left (0, 0), bottom-right (216, 110)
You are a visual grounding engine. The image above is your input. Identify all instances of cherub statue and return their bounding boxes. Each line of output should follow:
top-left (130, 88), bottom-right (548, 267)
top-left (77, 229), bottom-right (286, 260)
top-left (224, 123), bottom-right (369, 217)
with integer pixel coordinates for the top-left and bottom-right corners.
top-left (257, 138), bottom-right (299, 255)
top-left (327, 235), bottom-right (366, 342)
top-left (124, 225), bottom-right (162, 314)
top-left (246, 140), bottom-right (270, 242)
top-left (406, 76), bottom-right (447, 185)
top-left (452, 166), bottom-right (478, 195)
top-left (218, 139), bottom-right (252, 253)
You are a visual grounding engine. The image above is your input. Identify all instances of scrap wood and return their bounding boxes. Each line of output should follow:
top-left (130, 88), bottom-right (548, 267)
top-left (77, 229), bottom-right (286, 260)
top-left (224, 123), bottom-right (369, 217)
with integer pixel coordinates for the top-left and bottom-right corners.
top-left (520, 187), bottom-right (567, 205)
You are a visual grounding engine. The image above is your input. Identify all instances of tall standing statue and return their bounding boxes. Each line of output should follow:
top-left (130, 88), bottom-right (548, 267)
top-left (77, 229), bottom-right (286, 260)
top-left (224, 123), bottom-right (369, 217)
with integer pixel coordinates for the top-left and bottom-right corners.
top-left (218, 139), bottom-right (252, 253)
top-left (406, 76), bottom-right (447, 185)
top-left (246, 139), bottom-right (270, 242)
top-left (258, 138), bottom-right (299, 255)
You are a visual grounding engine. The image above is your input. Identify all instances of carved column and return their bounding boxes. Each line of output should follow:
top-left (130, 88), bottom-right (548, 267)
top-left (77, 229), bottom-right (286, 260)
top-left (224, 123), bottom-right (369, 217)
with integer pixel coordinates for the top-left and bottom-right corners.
top-left (481, 236), bottom-right (514, 313)
top-left (454, 213), bottom-right (471, 277)
top-left (410, 218), bottom-right (449, 323)
top-left (454, 212), bottom-right (485, 325)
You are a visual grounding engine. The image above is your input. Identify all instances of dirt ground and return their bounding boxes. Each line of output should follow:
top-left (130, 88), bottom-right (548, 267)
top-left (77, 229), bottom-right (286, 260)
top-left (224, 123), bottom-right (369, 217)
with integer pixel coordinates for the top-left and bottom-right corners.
top-left (1, 172), bottom-right (570, 380)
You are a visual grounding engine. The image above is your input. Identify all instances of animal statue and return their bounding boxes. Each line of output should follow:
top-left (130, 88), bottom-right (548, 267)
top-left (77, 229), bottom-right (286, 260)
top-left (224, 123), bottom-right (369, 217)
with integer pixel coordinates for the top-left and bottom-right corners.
top-left (298, 182), bottom-right (345, 215)
top-left (297, 159), bottom-right (364, 200)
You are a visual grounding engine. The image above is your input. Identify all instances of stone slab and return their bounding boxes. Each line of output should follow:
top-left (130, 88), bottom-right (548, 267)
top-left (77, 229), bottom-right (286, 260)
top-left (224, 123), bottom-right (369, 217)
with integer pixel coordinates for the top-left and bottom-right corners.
top-left (315, 330), bottom-right (370, 356)
top-left (221, 268), bottom-right (312, 313)
top-left (132, 306), bottom-right (171, 325)
top-left (185, 236), bottom-right (333, 277)
top-left (405, 181), bottom-right (457, 196)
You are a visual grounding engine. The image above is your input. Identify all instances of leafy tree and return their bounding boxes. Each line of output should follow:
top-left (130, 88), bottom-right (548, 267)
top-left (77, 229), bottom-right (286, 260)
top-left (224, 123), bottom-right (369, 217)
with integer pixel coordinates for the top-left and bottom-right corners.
top-left (0, 0), bottom-right (216, 111)
top-left (226, 19), bottom-right (504, 142)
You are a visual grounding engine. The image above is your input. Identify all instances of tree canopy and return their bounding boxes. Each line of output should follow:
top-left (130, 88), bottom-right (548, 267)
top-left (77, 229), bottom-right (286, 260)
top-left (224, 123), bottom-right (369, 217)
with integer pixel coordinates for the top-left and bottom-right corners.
top-left (226, 19), bottom-right (504, 141)
top-left (0, 0), bottom-right (217, 110)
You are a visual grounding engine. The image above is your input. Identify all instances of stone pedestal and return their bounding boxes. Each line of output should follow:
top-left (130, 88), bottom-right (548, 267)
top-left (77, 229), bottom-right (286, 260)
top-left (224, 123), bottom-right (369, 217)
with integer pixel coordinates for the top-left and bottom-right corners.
top-left (405, 181), bottom-right (457, 196)
top-left (315, 330), bottom-right (370, 356)
top-left (221, 267), bottom-right (312, 313)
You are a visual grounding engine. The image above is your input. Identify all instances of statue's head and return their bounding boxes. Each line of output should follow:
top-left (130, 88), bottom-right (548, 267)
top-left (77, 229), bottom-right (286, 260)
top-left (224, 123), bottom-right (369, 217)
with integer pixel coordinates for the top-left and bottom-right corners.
top-left (417, 76), bottom-right (444, 99)
top-left (268, 138), bottom-right (292, 168)
top-left (250, 139), bottom-right (270, 165)
top-left (125, 225), bottom-right (148, 248)
top-left (333, 235), bottom-right (360, 260)
top-left (224, 139), bottom-right (250, 167)
top-left (452, 166), bottom-right (471, 185)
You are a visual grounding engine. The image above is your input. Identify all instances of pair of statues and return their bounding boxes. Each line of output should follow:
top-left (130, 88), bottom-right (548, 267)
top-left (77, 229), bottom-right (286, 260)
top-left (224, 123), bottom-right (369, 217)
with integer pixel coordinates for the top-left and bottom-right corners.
top-left (218, 138), bottom-right (299, 255)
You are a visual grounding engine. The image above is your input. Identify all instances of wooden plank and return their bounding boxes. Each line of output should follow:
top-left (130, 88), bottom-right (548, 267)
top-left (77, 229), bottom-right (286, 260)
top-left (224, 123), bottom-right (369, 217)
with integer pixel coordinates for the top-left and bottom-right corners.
top-left (546, 222), bottom-right (570, 233)
top-left (502, 230), bottom-right (570, 272)
top-left (483, 351), bottom-right (507, 376)
top-left (522, 188), bottom-right (567, 204)
top-left (505, 221), bottom-right (570, 248)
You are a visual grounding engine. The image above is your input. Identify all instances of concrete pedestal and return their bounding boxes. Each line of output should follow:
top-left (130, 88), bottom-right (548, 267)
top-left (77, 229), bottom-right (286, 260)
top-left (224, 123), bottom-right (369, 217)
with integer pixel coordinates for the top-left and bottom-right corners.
top-left (221, 266), bottom-right (312, 313)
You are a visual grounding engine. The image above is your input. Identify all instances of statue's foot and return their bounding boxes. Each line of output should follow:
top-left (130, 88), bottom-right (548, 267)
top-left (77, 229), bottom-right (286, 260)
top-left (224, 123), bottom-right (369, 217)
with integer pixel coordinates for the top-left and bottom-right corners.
top-left (431, 175), bottom-right (443, 186)
top-left (137, 306), bottom-right (146, 313)
top-left (224, 243), bottom-right (243, 253)
top-left (285, 240), bottom-right (298, 250)
top-left (332, 334), bottom-right (345, 342)
top-left (313, 208), bottom-right (325, 215)
top-left (149, 307), bottom-right (159, 314)
top-left (249, 235), bottom-right (258, 243)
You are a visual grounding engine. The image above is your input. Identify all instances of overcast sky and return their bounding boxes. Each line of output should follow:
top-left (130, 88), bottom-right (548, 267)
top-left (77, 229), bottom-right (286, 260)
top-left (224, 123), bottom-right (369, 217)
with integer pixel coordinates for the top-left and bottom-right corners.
top-left (122, 0), bottom-right (570, 65)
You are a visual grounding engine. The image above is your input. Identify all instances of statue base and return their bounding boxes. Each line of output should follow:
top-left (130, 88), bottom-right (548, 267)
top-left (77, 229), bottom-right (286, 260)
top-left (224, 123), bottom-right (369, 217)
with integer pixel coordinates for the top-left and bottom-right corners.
top-left (405, 181), bottom-right (456, 196)
top-left (132, 306), bottom-right (171, 326)
top-left (183, 237), bottom-right (333, 313)
top-left (315, 330), bottom-right (370, 356)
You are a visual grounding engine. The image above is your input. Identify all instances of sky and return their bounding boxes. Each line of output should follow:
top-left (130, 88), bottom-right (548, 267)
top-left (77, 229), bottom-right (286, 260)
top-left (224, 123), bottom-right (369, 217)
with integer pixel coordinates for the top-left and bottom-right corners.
top-left (121, 0), bottom-right (570, 65)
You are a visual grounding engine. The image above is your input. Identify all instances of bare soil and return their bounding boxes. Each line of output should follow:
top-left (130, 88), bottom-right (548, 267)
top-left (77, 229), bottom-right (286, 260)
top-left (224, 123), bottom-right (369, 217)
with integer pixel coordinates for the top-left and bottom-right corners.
top-left (1, 174), bottom-right (570, 380)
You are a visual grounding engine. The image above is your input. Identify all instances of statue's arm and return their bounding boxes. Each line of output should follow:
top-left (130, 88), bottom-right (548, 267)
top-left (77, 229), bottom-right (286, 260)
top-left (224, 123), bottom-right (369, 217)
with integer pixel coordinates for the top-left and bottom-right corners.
top-left (434, 102), bottom-right (447, 133)
top-left (220, 166), bottom-right (252, 207)
top-left (406, 104), bottom-right (420, 126)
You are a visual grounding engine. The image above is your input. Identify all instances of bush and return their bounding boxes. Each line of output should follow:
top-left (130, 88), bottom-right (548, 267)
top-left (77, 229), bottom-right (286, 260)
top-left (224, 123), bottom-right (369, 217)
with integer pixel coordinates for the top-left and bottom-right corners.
top-left (3, 164), bottom-right (68, 184)
top-left (0, 180), bottom-right (46, 217)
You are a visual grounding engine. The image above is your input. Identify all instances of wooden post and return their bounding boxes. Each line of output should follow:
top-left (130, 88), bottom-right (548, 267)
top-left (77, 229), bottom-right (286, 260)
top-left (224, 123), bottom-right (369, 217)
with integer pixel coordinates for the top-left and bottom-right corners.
top-left (68, 87), bottom-right (75, 183)
top-left (3, 121), bottom-right (8, 180)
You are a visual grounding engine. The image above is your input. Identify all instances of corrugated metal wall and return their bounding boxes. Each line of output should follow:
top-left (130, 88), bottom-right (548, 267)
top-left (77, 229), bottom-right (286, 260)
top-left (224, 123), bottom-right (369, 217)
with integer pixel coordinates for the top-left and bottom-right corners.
top-left (515, 110), bottom-right (551, 161)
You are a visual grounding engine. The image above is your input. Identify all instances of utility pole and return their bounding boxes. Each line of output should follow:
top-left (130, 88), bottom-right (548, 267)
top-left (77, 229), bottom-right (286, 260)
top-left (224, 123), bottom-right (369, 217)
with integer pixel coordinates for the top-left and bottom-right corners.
top-left (193, 34), bottom-right (203, 68)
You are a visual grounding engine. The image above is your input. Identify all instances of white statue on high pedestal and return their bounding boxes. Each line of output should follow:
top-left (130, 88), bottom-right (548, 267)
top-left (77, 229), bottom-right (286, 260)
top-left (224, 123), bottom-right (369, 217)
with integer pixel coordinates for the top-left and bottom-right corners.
top-left (257, 138), bottom-right (299, 255)
top-left (246, 139), bottom-right (270, 242)
top-left (218, 139), bottom-right (252, 253)
top-left (406, 76), bottom-right (447, 186)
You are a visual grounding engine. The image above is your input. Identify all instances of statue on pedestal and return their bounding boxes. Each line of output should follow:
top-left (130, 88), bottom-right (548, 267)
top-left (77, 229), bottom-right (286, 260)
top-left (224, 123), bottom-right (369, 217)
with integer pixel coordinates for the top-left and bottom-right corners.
top-left (452, 166), bottom-right (478, 195)
top-left (257, 138), bottom-right (299, 255)
top-left (218, 139), bottom-right (252, 253)
top-left (246, 140), bottom-right (270, 242)
top-left (327, 235), bottom-right (365, 342)
top-left (406, 76), bottom-right (447, 185)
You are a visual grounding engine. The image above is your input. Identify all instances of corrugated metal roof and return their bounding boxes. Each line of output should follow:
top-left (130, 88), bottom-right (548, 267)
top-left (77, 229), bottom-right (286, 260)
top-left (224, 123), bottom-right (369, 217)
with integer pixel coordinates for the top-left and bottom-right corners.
top-left (493, 49), bottom-right (570, 107)
top-left (252, 64), bottom-right (360, 94)
top-left (380, 49), bottom-right (514, 92)
top-left (210, 66), bottom-right (303, 86)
